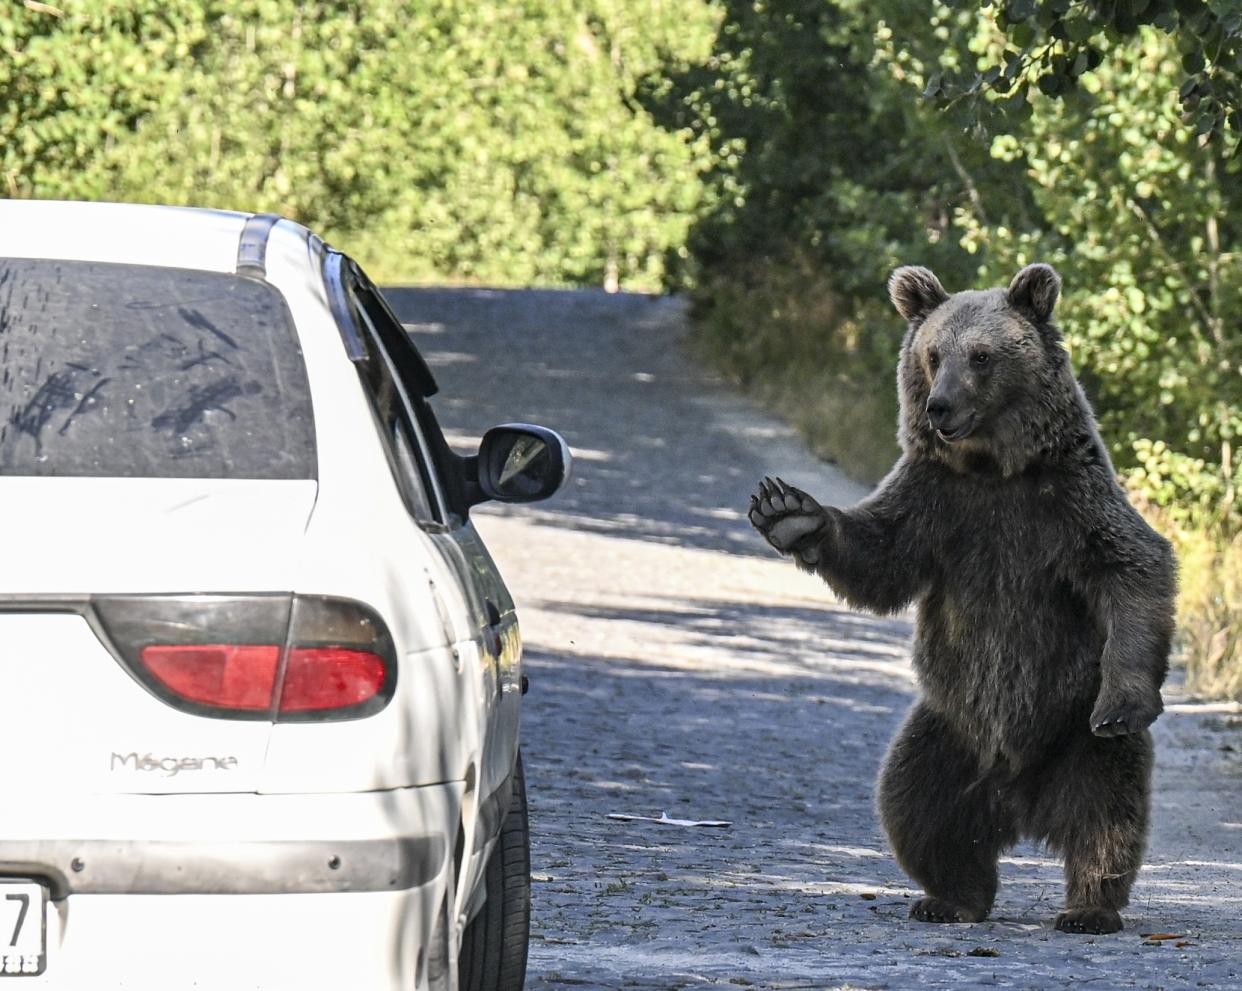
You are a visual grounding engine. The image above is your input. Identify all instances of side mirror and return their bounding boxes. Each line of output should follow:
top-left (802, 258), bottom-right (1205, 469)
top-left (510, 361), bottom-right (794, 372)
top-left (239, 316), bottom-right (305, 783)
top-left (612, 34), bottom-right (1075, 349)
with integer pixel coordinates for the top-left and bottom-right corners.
top-left (472, 423), bottom-right (571, 505)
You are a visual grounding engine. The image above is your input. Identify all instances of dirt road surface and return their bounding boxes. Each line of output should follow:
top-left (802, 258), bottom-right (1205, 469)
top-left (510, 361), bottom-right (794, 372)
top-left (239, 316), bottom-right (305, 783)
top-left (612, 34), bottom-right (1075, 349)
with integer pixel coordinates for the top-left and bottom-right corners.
top-left (388, 287), bottom-right (1242, 991)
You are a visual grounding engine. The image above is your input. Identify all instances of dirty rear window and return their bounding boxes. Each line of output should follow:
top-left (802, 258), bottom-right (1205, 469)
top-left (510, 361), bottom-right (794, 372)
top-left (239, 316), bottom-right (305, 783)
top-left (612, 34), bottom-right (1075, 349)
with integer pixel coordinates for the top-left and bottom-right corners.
top-left (0, 258), bottom-right (315, 479)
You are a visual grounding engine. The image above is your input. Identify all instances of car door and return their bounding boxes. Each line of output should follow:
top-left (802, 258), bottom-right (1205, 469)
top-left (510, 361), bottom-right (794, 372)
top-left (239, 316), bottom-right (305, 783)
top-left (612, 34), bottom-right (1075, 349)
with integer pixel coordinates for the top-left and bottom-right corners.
top-left (327, 258), bottom-right (520, 810)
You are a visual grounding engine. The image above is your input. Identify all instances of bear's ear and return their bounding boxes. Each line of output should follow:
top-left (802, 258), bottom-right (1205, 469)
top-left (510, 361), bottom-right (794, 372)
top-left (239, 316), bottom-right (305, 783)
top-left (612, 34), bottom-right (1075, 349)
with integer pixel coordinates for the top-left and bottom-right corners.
top-left (1007, 263), bottom-right (1061, 323)
top-left (888, 266), bottom-right (948, 322)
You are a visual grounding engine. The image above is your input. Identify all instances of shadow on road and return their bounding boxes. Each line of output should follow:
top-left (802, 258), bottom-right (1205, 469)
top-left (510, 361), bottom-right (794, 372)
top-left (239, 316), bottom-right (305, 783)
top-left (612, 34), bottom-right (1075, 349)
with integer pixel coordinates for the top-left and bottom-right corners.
top-left (388, 286), bottom-right (861, 557)
top-left (534, 594), bottom-right (911, 675)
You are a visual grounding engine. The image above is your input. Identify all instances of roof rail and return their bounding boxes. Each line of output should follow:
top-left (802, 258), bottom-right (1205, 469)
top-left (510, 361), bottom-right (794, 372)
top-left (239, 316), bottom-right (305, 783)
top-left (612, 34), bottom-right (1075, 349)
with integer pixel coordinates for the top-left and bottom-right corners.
top-left (236, 213), bottom-right (282, 279)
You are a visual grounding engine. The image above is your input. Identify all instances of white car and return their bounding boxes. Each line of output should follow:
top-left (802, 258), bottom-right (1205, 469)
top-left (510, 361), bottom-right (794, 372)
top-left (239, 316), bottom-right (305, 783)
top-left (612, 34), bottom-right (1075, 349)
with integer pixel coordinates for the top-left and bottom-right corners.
top-left (0, 201), bottom-right (569, 990)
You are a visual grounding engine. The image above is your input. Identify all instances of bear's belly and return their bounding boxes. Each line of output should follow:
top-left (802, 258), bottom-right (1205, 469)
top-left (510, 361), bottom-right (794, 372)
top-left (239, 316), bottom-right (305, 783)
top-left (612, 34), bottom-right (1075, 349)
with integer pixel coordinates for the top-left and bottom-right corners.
top-left (912, 580), bottom-right (1103, 766)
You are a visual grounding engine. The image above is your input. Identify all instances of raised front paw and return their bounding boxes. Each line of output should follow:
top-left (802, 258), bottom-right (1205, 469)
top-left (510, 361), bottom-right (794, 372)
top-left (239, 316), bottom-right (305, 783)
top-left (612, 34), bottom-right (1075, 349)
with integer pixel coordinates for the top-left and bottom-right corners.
top-left (748, 477), bottom-right (828, 560)
top-left (1090, 691), bottom-right (1163, 738)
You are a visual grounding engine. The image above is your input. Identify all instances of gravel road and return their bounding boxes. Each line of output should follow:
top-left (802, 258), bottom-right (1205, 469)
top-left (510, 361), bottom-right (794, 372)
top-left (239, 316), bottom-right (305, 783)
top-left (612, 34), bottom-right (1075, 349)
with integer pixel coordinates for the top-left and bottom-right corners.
top-left (388, 287), bottom-right (1242, 991)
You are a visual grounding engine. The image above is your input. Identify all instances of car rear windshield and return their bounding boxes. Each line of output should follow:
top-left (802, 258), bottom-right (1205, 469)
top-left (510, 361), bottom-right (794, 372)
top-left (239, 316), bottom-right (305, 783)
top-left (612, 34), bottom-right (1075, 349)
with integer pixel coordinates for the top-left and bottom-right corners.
top-left (0, 258), bottom-right (316, 479)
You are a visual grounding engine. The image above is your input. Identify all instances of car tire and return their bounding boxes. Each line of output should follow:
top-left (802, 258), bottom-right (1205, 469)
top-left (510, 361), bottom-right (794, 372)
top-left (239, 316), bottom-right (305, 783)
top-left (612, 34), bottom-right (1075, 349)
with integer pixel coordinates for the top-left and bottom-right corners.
top-left (458, 752), bottom-right (530, 991)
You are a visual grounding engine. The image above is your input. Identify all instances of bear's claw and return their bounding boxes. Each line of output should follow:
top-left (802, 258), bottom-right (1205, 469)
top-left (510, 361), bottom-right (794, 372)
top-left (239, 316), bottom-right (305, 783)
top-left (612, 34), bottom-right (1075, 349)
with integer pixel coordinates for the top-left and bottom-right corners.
top-left (748, 478), bottom-right (827, 555)
top-left (1090, 694), bottom-right (1162, 737)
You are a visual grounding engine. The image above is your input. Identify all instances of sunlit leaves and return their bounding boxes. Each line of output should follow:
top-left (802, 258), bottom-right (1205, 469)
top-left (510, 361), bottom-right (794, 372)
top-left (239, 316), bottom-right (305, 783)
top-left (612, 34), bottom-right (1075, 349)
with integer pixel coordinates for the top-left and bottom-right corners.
top-left (954, 26), bottom-right (1242, 527)
top-left (661, 0), bottom-right (1241, 528)
top-left (940, 0), bottom-right (1242, 148)
top-left (0, 0), bottom-right (718, 289)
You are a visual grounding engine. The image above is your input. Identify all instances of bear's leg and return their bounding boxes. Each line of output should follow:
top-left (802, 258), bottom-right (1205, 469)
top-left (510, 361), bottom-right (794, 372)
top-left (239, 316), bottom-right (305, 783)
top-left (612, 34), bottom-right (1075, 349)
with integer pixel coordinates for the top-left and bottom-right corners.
top-left (1026, 731), bottom-right (1152, 935)
top-left (878, 703), bottom-right (1016, 923)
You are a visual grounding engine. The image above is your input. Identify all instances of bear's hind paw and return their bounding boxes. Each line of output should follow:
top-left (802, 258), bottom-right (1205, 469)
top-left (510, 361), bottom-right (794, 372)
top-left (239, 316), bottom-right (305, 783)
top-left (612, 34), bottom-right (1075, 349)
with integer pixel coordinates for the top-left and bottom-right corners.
top-left (909, 896), bottom-right (986, 924)
top-left (1055, 907), bottom-right (1123, 935)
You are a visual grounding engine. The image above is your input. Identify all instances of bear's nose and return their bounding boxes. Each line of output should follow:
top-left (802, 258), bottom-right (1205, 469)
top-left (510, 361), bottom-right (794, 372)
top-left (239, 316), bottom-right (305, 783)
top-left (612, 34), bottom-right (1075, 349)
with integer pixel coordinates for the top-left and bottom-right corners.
top-left (926, 396), bottom-right (953, 428)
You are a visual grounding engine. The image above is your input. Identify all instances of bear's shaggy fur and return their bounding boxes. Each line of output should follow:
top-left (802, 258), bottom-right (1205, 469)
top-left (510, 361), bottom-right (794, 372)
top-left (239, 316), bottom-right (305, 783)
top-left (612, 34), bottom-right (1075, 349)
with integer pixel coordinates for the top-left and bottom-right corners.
top-left (748, 264), bottom-right (1176, 934)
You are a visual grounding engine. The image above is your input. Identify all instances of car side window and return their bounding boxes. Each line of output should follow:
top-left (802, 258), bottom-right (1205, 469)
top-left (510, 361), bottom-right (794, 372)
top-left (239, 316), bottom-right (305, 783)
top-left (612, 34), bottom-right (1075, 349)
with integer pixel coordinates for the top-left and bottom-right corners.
top-left (345, 265), bottom-right (472, 525)
top-left (345, 281), bottom-right (445, 528)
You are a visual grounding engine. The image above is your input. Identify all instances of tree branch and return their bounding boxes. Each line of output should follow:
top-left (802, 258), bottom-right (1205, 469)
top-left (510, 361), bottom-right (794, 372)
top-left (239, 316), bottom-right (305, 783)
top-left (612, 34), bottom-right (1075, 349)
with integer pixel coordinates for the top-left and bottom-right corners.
top-left (943, 138), bottom-right (990, 228)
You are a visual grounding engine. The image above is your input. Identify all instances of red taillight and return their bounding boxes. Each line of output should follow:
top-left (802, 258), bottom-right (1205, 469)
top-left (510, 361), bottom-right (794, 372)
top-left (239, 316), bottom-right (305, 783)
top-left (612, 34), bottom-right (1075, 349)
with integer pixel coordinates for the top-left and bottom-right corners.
top-left (94, 595), bottom-right (396, 721)
top-left (141, 644), bottom-right (280, 710)
top-left (278, 647), bottom-right (387, 712)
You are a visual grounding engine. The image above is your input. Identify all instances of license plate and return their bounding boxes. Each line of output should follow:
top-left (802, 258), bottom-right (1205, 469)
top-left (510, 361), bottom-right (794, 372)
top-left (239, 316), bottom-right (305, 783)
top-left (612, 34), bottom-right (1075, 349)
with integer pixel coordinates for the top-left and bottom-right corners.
top-left (0, 882), bottom-right (45, 977)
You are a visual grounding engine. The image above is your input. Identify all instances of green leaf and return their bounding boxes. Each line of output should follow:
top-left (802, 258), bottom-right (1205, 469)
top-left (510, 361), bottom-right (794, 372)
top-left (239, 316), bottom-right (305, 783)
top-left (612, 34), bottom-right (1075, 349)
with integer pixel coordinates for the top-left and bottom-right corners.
top-left (1006, 0), bottom-right (1038, 22)
top-left (1065, 17), bottom-right (1097, 42)
top-left (1038, 71), bottom-right (1065, 95)
top-left (1011, 21), bottom-right (1038, 47)
top-left (1002, 84), bottom-right (1028, 112)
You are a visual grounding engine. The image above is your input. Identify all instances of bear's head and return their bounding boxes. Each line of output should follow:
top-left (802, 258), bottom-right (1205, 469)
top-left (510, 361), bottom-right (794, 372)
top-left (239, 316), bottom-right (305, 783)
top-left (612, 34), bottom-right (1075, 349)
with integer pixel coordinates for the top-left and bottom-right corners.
top-left (888, 263), bottom-right (1085, 476)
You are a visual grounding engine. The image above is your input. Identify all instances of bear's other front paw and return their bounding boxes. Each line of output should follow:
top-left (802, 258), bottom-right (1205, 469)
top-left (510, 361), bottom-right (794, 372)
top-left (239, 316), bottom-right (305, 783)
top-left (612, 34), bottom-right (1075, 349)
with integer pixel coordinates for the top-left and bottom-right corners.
top-left (909, 897), bottom-right (986, 924)
top-left (1055, 907), bottom-right (1123, 934)
top-left (748, 477), bottom-right (828, 559)
top-left (1090, 691), bottom-right (1163, 737)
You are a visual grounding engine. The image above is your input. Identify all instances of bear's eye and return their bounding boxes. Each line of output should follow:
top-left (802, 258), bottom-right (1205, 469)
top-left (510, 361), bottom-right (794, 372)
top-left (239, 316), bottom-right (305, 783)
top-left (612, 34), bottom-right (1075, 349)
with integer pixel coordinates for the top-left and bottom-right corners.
top-left (971, 351), bottom-right (991, 369)
top-left (928, 350), bottom-right (940, 370)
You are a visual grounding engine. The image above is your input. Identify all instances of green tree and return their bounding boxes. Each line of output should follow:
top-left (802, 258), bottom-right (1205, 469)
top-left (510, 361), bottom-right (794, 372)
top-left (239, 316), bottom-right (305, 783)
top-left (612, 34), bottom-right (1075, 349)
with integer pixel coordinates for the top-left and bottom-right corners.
top-left (647, 0), bottom-right (1035, 476)
top-left (659, 1), bottom-right (1240, 519)
top-left (935, 0), bottom-right (1242, 148)
top-left (0, 0), bottom-right (182, 200)
top-left (1, 0), bottom-right (718, 289)
top-left (962, 26), bottom-right (1242, 525)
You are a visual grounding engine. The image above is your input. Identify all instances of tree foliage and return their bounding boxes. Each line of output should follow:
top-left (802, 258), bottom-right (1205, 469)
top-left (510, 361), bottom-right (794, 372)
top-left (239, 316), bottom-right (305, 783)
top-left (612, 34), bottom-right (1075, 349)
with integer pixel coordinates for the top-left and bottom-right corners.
top-left (654, 0), bottom-right (1241, 531)
top-left (965, 28), bottom-right (1242, 526)
top-left (651, 0), bottom-right (1002, 299)
top-left (933, 0), bottom-right (1242, 149)
top-left (0, 0), bottom-right (717, 288)
top-left (646, 0), bottom-right (1041, 477)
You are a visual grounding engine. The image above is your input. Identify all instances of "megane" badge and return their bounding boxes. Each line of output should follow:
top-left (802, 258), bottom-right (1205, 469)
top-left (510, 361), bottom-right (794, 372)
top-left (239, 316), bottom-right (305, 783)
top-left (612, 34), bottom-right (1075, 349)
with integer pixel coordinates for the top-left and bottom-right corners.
top-left (110, 752), bottom-right (239, 777)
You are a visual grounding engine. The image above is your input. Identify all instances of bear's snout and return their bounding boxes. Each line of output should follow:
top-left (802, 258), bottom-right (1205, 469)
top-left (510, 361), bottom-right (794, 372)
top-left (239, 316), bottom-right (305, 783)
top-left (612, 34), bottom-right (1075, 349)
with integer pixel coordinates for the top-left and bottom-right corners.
top-left (926, 395), bottom-right (953, 426)
top-left (926, 395), bottom-right (975, 441)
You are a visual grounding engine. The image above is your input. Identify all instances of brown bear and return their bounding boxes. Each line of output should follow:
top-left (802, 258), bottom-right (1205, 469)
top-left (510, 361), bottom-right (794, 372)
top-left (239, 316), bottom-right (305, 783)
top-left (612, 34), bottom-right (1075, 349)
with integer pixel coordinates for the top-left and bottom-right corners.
top-left (748, 263), bottom-right (1176, 935)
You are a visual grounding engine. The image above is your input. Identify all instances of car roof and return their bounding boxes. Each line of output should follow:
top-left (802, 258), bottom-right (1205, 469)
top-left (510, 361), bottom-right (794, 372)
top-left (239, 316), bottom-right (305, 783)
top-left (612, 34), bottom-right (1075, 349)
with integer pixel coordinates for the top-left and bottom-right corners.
top-left (0, 200), bottom-right (307, 274)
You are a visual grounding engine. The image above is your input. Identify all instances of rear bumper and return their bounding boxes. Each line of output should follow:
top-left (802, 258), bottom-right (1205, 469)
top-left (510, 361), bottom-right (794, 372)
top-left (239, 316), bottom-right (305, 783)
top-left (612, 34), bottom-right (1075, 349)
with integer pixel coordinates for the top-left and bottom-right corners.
top-left (0, 834), bottom-right (444, 897)
top-left (0, 783), bottom-right (465, 990)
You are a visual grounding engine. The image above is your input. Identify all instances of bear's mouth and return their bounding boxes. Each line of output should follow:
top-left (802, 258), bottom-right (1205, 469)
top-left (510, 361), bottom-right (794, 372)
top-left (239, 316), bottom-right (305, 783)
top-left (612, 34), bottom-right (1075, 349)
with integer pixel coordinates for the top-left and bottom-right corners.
top-left (934, 413), bottom-right (976, 443)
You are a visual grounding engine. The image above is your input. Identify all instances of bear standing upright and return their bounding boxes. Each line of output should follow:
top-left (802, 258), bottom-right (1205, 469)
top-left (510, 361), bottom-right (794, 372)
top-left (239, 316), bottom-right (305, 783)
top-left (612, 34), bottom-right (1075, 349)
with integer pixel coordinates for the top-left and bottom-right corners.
top-left (748, 264), bottom-right (1176, 935)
